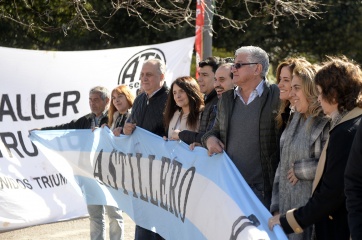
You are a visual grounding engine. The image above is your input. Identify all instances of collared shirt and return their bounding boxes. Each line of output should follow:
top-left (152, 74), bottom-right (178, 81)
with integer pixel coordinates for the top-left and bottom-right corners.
top-left (91, 110), bottom-right (108, 128)
top-left (146, 87), bottom-right (162, 105)
top-left (234, 80), bottom-right (265, 105)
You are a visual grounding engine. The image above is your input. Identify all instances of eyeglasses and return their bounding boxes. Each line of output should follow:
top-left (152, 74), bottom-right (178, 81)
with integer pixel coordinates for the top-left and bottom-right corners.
top-left (223, 57), bottom-right (235, 63)
top-left (231, 62), bottom-right (259, 70)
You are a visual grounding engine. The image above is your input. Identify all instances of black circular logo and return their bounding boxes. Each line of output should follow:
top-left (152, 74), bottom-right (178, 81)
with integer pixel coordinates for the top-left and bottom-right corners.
top-left (118, 48), bottom-right (166, 90)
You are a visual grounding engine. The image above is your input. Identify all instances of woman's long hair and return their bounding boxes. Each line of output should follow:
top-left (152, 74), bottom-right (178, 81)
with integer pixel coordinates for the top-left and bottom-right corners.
top-left (163, 76), bottom-right (204, 131)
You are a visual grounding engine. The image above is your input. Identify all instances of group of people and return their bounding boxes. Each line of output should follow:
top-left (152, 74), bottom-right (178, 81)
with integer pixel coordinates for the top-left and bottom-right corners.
top-left (267, 56), bottom-right (362, 240)
top-left (31, 45), bottom-right (362, 240)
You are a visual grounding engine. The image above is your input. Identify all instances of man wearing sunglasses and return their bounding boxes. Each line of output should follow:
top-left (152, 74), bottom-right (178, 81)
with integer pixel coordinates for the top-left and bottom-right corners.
top-left (202, 46), bottom-right (280, 209)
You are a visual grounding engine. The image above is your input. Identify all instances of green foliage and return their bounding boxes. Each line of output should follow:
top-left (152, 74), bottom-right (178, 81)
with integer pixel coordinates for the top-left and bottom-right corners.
top-left (190, 47), bottom-right (235, 77)
top-left (212, 0), bottom-right (362, 68)
top-left (0, 0), bottom-right (361, 73)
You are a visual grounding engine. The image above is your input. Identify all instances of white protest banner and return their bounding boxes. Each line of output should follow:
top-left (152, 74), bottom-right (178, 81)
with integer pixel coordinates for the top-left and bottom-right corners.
top-left (0, 37), bottom-right (195, 231)
top-left (29, 127), bottom-right (287, 240)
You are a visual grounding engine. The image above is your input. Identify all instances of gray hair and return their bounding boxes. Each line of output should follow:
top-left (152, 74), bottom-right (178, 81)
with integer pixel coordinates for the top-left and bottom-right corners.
top-left (89, 86), bottom-right (110, 100)
top-left (235, 46), bottom-right (269, 78)
top-left (144, 58), bottom-right (166, 75)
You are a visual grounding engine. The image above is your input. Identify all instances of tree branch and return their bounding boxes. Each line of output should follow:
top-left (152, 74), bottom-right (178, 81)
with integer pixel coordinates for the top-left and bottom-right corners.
top-left (0, 0), bottom-right (323, 35)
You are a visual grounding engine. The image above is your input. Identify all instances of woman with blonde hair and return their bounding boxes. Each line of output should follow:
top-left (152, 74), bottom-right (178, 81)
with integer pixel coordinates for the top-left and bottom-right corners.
top-left (270, 61), bottom-right (330, 240)
top-left (163, 76), bottom-right (204, 143)
top-left (275, 57), bottom-right (311, 132)
top-left (107, 85), bottom-right (135, 136)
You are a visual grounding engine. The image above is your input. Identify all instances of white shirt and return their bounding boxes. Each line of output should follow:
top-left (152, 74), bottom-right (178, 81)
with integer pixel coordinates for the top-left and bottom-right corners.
top-left (234, 80), bottom-right (265, 105)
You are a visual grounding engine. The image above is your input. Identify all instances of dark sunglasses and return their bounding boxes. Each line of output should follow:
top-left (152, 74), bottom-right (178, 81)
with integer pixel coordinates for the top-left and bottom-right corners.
top-left (231, 62), bottom-right (259, 69)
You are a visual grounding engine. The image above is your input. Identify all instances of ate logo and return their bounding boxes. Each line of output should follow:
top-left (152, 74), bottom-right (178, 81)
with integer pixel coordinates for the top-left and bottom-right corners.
top-left (118, 48), bottom-right (166, 90)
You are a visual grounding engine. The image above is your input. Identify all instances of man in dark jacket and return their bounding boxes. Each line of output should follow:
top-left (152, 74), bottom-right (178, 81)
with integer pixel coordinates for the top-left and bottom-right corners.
top-left (202, 46), bottom-right (280, 209)
top-left (178, 56), bottom-right (220, 144)
top-left (123, 59), bottom-right (168, 240)
top-left (33, 86), bottom-right (124, 240)
top-left (40, 86), bottom-right (109, 130)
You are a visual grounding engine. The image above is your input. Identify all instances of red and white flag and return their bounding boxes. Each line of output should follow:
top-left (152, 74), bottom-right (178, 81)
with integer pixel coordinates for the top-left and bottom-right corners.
top-left (195, 0), bottom-right (205, 78)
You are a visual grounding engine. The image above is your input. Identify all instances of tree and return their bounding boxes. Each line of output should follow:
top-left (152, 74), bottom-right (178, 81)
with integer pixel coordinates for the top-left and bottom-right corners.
top-left (1, 0), bottom-right (361, 72)
top-left (0, 0), bottom-right (322, 50)
top-left (212, 0), bottom-right (362, 68)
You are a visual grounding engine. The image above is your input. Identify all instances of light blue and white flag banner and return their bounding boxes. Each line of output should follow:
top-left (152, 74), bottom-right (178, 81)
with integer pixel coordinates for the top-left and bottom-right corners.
top-left (0, 37), bottom-right (194, 231)
top-left (29, 127), bottom-right (287, 240)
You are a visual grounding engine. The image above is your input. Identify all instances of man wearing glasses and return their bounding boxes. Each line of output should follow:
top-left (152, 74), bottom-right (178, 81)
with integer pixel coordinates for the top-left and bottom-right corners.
top-left (202, 46), bottom-right (280, 209)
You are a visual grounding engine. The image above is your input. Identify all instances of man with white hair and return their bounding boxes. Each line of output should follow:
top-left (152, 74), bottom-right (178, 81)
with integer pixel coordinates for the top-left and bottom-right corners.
top-left (123, 58), bottom-right (168, 240)
top-left (202, 46), bottom-right (280, 208)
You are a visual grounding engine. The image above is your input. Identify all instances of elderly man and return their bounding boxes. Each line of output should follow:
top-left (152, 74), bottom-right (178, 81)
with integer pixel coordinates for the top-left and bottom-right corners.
top-left (202, 46), bottom-right (280, 208)
top-left (33, 86), bottom-right (124, 240)
top-left (123, 58), bottom-right (168, 240)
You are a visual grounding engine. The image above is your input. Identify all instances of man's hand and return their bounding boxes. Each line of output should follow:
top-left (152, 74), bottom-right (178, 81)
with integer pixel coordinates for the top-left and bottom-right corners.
top-left (205, 136), bottom-right (224, 156)
top-left (123, 122), bottom-right (136, 135)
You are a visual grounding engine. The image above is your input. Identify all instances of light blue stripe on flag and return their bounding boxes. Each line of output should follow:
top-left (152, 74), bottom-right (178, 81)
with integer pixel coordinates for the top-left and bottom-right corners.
top-left (30, 127), bottom-right (287, 240)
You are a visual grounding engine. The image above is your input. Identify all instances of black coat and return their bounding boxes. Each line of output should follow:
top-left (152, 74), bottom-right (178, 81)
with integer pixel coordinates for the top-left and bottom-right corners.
top-left (41, 112), bottom-right (108, 130)
top-left (345, 117), bottom-right (362, 240)
top-left (128, 85), bottom-right (168, 137)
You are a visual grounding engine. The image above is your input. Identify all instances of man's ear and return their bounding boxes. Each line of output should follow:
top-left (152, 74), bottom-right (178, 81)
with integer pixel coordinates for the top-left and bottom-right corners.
top-left (160, 74), bottom-right (166, 87)
top-left (254, 63), bottom-right (262, 76)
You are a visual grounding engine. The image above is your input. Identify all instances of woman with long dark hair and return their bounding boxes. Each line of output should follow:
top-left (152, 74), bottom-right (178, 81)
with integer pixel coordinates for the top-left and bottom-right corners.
top-left (163, 76), bottom-right (204, 144)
